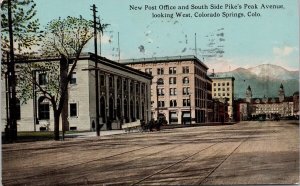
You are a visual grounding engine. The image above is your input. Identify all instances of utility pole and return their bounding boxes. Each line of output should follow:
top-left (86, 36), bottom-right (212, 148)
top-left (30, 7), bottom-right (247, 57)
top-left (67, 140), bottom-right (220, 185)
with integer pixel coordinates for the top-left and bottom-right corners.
top-left (8, 0), bottom-right (18, 141)
top-left (118, 32), bottom-right (120, 62)
top-left (91, 4), bottom-right (101, 136)
top-left (194, 33), bottom-right (197, 57)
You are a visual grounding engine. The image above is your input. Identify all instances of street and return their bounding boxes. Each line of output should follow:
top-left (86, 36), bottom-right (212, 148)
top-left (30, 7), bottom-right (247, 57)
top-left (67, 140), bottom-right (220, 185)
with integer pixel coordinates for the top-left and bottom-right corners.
top-left (2, 120), bottom-right (299, 185)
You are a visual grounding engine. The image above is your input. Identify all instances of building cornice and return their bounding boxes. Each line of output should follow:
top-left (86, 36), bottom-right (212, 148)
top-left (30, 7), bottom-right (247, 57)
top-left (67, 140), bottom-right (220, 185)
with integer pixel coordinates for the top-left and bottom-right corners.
top-left (119, 55), bottom-right (209, 70)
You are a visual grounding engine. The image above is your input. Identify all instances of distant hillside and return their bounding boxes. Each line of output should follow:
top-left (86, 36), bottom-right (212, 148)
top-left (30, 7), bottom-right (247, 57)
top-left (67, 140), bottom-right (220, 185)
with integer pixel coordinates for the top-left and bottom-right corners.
top-left (215, 64), bottom-right (299, 98)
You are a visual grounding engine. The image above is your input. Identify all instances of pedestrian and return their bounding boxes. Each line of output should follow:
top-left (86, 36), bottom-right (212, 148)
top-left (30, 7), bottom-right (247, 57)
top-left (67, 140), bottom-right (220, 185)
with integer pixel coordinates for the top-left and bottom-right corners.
top-left (92, 120), bottom-right (95, 131)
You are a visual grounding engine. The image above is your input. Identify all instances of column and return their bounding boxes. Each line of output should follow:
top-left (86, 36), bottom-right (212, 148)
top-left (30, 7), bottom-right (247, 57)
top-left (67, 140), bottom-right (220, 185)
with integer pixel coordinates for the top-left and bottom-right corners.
top-left (121, 78), bottom-right (124, 123)
top-left (105, 74), bottom-right (109, 122)
top-left (139, 82), bottom-right (142, 120)
top-left (128, 79), bottom-right (131, 122)
top-left (114, 75), bottom-right (118, 120)
top-left (133, 81), bottom-right (136, 120)
top-left (146, 83), bottom-right (151, 123)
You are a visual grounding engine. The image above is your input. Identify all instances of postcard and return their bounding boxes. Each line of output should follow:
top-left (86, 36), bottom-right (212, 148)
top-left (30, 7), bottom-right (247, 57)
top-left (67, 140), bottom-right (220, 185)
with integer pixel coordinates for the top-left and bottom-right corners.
top-left (1, 0), bottom-right (299, 185)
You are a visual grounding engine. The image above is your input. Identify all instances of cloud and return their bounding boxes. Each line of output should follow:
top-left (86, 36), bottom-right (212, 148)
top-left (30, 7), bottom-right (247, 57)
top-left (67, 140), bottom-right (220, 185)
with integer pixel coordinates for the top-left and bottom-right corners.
top-left (273, 46), bottom-right (295, 56)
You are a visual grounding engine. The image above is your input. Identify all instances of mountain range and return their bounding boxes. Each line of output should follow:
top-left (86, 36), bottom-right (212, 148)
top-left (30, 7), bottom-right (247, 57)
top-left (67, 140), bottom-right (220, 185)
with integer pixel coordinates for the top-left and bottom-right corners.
top-left (215, 64), bottom-right (299, 98)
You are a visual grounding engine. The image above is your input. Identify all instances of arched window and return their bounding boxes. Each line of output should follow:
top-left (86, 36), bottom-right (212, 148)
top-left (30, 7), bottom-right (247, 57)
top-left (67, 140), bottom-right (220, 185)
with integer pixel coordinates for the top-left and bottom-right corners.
top-left (157, 78), bottom-right (164, 85)
top-left (183, 77), bottom-right (189, 84)
top-left (38, 97), bottom-right (50, 120)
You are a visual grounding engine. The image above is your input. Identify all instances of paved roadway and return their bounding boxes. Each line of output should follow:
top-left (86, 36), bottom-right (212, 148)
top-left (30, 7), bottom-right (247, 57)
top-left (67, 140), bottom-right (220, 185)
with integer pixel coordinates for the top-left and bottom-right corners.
top-left (2, 120), bottom-right (299, 185)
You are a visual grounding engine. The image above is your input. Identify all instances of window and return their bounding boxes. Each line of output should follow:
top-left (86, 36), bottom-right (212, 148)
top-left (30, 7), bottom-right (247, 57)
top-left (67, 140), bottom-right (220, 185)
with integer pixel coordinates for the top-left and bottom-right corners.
top-left (157, 78), bottom-right (164, 85)
top-left (157, 88), bottom-right (164, 96)
top-left (141, 84), bottom-right (145, 94)
top-left (169, 67), bottom-right (176, 74)
top-left (222, 83), bottom-right (225, 86)
top-left (123, 79), bottom-right (127, 90)
top-left (183, 77), bottom-right (189, 84)
top-left (117, 78), bottom-right (121, 89)
top-left (158, 101), bottom-right (165, 107)
top-left (214, 93), bottom-right (216, 96)
top-left (170, 88), bottom-right (177, 96)
top-left (227, 93), bottom-right (230, 96)
top-left (136, 83), bottom-right (140, 93)
top-left (227, 82), bottom-right (230, 86)
top-left (227, 88), bottom-right (230, 91)
top-left (70, 72), bottom-right (77, 84)
top-left (214, 83), bottom-right (216, 86)
top-left (218, 83), bottom-right (220, 86)
top-left (183, 66), bottom-right (189, 74)
top-left (145, 68), bottom-right (152, 75)
top-left (100, 75), bottom-right (105, 86)
top-left (130, 81), bottom-right (134, 92)
top-left (109, 76), bottom-right (114, 88)
top-left (183, 87), bottom-right (190, 95)
top-left (38, 97), bottom-right (50, 120)
top-left (218, 88), bottom-right (221, 91)
top-left (222, 88), bottom-right (225, 91)
top-left (70, 103), bottom-right (77, 117)
top-left (157, 68), bottom-right (164, 75)
top-left (170, 100), bottom-right (177, 107)
top-left (214, 88), bottom-right (216, 91)
top-left (183, 99), bottom-right (191, 106)
top-left (169, 77), bottom-right (176, 84)
top-left (38, 73), bottom-right (47, 85)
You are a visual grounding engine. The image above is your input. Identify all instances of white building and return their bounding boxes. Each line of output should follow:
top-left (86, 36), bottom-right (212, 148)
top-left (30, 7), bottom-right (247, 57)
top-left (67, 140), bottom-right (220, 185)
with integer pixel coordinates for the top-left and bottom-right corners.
top-left (1, 53), bottom-right (152, 131)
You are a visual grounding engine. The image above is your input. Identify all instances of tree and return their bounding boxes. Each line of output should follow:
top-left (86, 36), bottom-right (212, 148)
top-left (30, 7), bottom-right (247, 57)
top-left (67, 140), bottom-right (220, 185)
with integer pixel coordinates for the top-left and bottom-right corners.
top-left (1, 0), bottom-right (42, 141)
top-left (18, 16), bottom-right (94, 140)
top-left (1, 0), bottom-right (42, 58)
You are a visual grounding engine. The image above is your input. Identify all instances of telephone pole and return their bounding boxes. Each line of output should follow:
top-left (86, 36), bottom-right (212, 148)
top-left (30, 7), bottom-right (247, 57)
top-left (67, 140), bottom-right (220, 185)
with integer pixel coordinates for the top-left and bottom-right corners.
top-left (7, 0), bottom-right (18, 141)
top-left (91, 4), bottom-right (101, 136)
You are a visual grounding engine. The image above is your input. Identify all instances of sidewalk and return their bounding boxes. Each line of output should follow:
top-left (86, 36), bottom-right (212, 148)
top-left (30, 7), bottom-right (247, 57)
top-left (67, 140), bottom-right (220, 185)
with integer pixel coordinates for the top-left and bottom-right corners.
top-left (65, 130), bottom-right (126, 139)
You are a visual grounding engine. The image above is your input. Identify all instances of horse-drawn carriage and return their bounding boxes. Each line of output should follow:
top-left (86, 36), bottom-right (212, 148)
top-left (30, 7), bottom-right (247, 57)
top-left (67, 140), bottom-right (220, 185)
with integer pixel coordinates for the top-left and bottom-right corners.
top-left (122, 118), bottom-right (167, 133)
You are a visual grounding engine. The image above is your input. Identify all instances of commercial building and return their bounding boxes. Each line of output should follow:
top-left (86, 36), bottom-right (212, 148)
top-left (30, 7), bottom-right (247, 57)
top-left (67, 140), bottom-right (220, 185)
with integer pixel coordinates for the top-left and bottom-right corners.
top-left (1, 53), bottom-right (152, 131)
top-left (210, 76), bottom-right (235, 121)
top-left (120, 55), bottom-right (211, 124)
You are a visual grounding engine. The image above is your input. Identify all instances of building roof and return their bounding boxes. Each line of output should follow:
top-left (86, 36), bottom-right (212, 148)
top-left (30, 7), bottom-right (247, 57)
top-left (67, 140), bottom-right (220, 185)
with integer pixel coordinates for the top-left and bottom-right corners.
top-left (6, 53), bottom-right (153, 80)
top-left (89, 53), bottom-right (153, 80)
top-left (209, 75), bottom-right (235, 81)
top-left (251, 96), bottom-right (294, 104)
top-left (119, 55), bottom-right (209, 70)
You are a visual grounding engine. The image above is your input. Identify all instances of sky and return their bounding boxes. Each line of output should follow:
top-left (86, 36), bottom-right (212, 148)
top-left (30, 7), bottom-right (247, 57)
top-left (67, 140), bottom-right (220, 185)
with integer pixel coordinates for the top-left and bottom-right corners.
top-left (34, 0), bottom-right (299, 73)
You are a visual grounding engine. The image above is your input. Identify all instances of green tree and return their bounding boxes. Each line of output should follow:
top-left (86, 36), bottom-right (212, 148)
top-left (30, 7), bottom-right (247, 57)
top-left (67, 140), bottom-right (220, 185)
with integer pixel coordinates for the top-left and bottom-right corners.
top-left (1, 0), bottom-right (42, 58)
top-left (18, 16), bottom-right (95, 140)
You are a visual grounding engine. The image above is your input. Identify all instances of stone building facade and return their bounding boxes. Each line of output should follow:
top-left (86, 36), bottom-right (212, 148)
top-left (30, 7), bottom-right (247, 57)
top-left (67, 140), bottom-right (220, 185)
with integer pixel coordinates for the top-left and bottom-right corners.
top-left (120, 55), bottom-right (211, 124)
top-left (1, 53), bottom-right (152, 131)
top-left (235, 84), bottom-right (297, 121)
